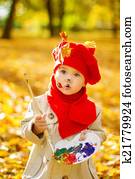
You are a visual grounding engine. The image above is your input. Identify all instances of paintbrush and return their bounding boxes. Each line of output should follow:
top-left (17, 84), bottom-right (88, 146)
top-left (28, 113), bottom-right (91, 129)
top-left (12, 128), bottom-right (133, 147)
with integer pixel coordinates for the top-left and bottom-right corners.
top-left (24, 73), bottom-right (54, 153)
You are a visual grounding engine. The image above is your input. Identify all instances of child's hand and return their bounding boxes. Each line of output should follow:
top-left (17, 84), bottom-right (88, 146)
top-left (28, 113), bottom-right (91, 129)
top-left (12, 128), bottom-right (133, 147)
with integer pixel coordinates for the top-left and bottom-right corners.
top-left (79, 130), bottom-right (87, 141)
top-left (32, 114), bottom-right (47, 135)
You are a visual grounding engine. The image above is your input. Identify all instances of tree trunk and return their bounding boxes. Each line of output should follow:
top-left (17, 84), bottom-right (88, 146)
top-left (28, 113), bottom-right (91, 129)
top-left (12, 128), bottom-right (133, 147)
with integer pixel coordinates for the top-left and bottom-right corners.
top-left (45, 0), bottom-right (65, 37)
top-left (109, 0), bottom-right (119, 37)
top-left (57, 0), bottom-right (65, 33)
top-left (46, 0), bottom-right (55, 37)
top-left (2, 0), bottom-right (18, 39)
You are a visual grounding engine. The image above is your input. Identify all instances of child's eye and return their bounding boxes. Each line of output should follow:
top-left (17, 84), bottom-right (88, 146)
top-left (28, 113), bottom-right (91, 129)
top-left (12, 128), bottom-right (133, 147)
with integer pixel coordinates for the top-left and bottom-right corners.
top-left (74, 73), bottom-right (80, 77)
top-left (60, 70), bottom-right (66, 74)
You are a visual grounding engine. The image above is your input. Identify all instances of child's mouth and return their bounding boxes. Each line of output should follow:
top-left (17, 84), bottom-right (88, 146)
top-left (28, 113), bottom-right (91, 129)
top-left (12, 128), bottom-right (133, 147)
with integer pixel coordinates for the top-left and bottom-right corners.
top-left (64, 84), bottom-right (71, 89)
top-left (57, 82), bottom-right (71, 90)
top-left (65, 84), bottom-right (70, 87)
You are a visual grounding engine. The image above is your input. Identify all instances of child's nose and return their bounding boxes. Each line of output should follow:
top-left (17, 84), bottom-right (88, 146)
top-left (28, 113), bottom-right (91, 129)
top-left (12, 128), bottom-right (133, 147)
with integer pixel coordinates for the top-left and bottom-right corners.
top-left (67, 78), bottom-right (71, 82)
top-left (66, 74), bottom-right (72, 82)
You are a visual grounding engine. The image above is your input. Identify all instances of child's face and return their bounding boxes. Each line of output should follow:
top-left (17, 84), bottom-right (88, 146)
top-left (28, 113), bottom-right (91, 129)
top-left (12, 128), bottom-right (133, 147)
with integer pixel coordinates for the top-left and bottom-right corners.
top-left (54, 65), bottom-right (85, 95)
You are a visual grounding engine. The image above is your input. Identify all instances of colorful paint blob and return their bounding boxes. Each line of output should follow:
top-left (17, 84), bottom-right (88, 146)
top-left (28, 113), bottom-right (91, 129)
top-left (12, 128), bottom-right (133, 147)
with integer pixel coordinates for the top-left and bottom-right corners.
top-left (54, 142), bottom-right (96, 165)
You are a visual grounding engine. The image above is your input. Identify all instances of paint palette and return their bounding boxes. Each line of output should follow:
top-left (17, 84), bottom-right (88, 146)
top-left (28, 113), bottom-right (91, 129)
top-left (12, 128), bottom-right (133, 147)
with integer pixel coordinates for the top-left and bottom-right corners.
top-left (53, 131), bottom-right (101, 165)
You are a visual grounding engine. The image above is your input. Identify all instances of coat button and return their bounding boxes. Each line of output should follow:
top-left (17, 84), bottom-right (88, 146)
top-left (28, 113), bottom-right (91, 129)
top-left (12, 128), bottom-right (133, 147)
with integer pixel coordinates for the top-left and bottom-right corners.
top-left (48, 113), bottom-right (54, 119)
top-left (62, 176), bottom-right (69, 179)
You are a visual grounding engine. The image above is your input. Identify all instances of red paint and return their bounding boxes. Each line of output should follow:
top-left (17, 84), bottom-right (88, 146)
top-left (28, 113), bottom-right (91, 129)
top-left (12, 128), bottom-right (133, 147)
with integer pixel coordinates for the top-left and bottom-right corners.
top-left (57, 82), bottom-right (63, 88)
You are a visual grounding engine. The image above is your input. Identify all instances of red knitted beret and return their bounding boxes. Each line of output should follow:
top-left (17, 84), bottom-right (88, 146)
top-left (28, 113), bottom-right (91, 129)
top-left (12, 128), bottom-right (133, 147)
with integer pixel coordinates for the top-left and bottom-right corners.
top-left (52, 32), bottom-right (101, 85)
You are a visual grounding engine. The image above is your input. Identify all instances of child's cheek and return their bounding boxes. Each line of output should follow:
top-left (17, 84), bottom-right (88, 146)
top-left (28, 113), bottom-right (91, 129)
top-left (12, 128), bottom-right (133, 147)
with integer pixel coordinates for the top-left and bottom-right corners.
top-left (55, 73), bottom-right (63, 83)
top-left (73, 81), bottom-right (83, 91)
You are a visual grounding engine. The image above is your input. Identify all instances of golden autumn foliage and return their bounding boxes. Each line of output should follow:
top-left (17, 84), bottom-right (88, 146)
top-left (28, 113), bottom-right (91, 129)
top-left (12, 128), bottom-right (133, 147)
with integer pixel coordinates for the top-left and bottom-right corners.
top-left (0, 32), bottom-right (119, 178)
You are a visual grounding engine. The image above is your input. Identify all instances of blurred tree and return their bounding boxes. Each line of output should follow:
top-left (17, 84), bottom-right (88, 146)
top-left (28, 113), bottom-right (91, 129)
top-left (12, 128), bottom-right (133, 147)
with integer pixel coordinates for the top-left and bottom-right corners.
top-left (2, 0), bottom-right (19, 39)
top-left (0, 0), bottom-right (120, 38)
top-left (63, 0), bottom-right (96, 31)
top-left (97, 0), bottom-right (119, 35)
top-left (44, 0), bottom-right (65, 37)
top-left (45, 0), bottom-right (54, 36)
top-left (57, 0), bottom-right (65, 33)
top-left (110, 0), bottom-right (120, 37)
top-left (22, 0), bottom-right (45, 10)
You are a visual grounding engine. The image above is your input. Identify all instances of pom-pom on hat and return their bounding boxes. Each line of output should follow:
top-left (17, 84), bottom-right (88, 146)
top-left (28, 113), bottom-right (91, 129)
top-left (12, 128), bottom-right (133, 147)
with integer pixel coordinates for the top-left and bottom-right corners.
top-left (52, 32), bottom-right (101, 85)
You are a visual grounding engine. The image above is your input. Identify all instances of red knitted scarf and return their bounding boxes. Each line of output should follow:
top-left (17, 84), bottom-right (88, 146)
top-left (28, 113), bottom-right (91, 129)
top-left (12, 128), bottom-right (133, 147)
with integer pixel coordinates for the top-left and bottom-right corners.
top-left (47, 75), bottom-right (96, 139)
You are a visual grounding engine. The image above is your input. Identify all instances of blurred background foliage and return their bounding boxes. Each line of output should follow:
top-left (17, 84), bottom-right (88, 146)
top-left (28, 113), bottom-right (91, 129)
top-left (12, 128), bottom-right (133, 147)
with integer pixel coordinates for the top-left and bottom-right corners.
top-left (0, 0), bottom-right (119, 38)
top-left (0, 0), bottom-right (119, 178)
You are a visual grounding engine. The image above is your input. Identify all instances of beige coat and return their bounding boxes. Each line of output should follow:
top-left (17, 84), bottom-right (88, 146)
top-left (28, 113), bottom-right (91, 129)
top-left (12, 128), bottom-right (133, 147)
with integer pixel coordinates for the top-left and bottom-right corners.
top-left (21, 93), bottom-right (106, 179)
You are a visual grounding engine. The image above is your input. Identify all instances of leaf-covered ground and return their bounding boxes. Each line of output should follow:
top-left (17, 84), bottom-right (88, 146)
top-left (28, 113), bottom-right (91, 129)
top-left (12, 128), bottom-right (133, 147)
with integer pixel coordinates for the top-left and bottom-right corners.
top-left (0, 32), bottom-right (119, 179)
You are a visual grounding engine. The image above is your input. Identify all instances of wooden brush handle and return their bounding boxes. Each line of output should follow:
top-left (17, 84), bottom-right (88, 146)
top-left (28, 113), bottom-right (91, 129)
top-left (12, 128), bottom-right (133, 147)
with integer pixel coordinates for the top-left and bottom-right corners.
top-left (24, 73), bottom-right (54, 153)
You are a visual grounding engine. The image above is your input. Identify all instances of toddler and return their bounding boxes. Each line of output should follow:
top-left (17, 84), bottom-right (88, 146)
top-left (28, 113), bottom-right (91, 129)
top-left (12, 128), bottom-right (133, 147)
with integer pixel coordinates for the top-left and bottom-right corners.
top-left (21, 32), bottom-right (106, 179)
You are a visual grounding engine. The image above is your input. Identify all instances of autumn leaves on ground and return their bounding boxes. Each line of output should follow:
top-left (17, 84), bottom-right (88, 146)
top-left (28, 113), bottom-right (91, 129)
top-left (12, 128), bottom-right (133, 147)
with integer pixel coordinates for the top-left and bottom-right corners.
top-left (0, 32), bottom-right (119, 179)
